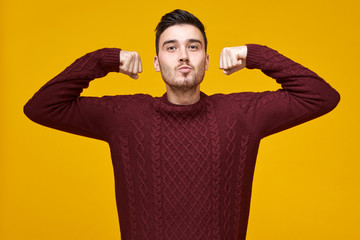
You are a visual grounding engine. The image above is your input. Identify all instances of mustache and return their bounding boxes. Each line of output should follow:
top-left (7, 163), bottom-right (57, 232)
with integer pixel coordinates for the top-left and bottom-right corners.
top-left (176, 63), bottom-right (194, 69)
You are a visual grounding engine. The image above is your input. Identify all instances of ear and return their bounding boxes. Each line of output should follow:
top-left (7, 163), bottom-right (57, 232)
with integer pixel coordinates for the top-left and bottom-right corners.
top-left (154, 56), bottom-right (160, 72)
top-left (205, 53), bottom-right (209, 70)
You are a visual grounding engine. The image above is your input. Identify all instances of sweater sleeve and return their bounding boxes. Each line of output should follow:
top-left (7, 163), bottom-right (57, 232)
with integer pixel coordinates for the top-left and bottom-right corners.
top-left (244, 44), bottom-right (340, 138)
top-left (24, 48), bottom-right (122, 141)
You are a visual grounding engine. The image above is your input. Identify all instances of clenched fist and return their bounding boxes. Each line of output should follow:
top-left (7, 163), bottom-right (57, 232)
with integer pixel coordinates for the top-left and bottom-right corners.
top-left (119, 50), bottom-right (142, 79)
top-left (219, 46), bottom-right (248, 75)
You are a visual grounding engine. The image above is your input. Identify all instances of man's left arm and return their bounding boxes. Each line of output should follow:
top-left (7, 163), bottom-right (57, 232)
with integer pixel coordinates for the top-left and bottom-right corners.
top-left (220, 44), bottom-right (340, 138)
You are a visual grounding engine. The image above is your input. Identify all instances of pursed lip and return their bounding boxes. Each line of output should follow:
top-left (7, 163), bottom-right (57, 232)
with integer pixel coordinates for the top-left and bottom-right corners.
top-left (178, 65), bottom-right (192, 73)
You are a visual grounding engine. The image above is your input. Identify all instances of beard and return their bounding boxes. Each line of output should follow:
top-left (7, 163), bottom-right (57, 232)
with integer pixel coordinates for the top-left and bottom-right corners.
top-left (159, 62), bottom-right (206, 92)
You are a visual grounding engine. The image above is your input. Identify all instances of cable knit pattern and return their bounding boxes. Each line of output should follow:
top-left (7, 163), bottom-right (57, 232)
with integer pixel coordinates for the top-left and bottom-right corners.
top-left (119, 136), bottom-right (136, 240)
top-left (132, 119), bottom-right (150, 239)
top-left (233, 135), bottom-right (250, 240)
top-left (24, 45), bottom-right (340, 240)
top-left (206, 100), bottom-right (222, 240)
top-left (156, 101), bottom-right (216, 239)
top-left (150, 109), bottom-right (163, 240)
top-left (223, 116), bottom-right (237, 239)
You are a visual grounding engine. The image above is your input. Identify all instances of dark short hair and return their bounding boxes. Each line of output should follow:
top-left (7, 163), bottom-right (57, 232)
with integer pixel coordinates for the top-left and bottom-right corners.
top-left (155, 9), bottom-right (207, 55)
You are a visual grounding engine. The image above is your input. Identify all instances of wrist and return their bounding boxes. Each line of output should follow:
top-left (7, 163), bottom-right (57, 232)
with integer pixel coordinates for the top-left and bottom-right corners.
top-left (98, 48), bottom-right (121, 72)
top-left (245, 44), bottom-right (267, 69)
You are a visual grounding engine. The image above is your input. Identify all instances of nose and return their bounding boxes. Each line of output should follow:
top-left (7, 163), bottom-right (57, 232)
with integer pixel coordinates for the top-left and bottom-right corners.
top-left (179, 48), bottom-right (189, 63)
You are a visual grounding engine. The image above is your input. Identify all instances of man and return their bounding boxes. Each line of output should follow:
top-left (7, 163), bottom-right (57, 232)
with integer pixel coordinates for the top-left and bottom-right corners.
top-left (24, 9), bottom-right (340, 240)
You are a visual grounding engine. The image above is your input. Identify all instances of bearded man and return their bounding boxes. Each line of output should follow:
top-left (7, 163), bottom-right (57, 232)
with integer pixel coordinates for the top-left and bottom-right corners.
top-left (24, 9), bottom-right (340, 240)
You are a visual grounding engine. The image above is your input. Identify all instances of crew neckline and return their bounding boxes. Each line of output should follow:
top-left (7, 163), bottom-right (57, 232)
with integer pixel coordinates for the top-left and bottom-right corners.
top-left (160, 91), bottom-right (208, 106)
top-left (155, 92), bottom-right (209, 113)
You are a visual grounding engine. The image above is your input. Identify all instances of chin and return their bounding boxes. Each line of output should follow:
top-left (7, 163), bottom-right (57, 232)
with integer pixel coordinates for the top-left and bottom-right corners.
top-left (178, 77), bottom-right (193, 84)
top-left (174, 77), bottom-right (197, 87)
top-left (167, 79), bottom-right (203, 92)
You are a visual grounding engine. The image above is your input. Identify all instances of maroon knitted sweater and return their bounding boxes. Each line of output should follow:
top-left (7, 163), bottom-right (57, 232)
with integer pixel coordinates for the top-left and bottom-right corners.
top-left (24, 44), bottom-right (340, 240)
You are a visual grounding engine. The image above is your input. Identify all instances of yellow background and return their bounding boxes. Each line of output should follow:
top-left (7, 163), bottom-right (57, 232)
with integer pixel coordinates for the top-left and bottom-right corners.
top-left (1, 0), bottom-right (359, 239)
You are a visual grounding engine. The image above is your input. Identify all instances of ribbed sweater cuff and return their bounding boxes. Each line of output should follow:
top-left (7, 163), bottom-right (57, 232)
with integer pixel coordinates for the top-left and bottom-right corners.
top-left (100, 48), bottom-right (121, 72)
top-left (245, 44), bottom-right (267, 69)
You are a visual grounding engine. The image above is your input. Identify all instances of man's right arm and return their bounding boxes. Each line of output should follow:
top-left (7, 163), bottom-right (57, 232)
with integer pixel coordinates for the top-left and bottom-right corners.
top-left (24, 48), bottom-right (142, 141)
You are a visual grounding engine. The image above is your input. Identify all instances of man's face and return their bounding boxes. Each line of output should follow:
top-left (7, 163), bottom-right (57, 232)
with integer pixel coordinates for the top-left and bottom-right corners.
top-left (154, 24), bottom-right (209, 91)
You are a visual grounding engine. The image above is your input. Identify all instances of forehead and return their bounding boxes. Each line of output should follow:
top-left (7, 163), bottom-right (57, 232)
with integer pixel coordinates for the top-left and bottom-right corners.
top-left (159, 24), bottom-right (204, 44)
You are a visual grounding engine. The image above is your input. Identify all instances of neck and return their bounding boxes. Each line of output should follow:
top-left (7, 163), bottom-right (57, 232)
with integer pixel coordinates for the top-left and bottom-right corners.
top-left (165, 84), bottom-right (201, 105)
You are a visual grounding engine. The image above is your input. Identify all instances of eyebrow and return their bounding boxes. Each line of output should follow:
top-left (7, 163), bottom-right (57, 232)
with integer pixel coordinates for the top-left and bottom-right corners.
top-left (162, 39), bottom-right (203, 47)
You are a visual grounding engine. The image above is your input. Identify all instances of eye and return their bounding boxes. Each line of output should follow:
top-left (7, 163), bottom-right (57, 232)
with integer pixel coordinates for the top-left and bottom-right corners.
top-left (189, 45), bottom-right (199, 50)
top-left (167, 46), bottom-right (176, 51)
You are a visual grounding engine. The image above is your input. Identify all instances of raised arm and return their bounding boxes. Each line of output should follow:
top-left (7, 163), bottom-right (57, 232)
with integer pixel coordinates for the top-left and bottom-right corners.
top-left (219, 44), bottom-right (340, 138)
top-left (24, 48), bottom-right (142, 141)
